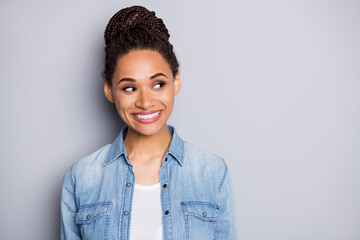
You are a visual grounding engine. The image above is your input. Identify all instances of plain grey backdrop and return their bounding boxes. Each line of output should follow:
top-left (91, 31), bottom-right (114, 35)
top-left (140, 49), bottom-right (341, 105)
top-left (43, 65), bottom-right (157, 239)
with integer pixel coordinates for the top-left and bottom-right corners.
top-left (1, 0), bottom-right (359, 239)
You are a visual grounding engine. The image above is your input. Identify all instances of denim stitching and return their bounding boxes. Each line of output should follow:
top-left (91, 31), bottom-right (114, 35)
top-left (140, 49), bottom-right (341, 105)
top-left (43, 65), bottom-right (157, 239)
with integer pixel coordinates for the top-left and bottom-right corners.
top-left (78, 202), bottom-right (113, 210)
top-left (218, 158), bottom-right (228, 193)
top-left (104, 215), bottom-right (109, 240)
top-left (181, 201), bottom-right (220, 221)
top-left (69, 165), bottom-right (76, 191)
top-left (75, 202), bottom-right (113, 224)
top-left (118, 169), bottom-right (128, 240)
top-left (185, 215), bottom-right (189, 239)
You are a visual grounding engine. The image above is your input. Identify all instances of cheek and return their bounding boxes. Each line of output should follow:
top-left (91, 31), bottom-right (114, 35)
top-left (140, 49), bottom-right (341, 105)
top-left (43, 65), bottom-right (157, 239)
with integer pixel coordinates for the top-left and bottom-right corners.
top-left (114, 94), bottom-right (131, 113)
top-left (159, 92), bottom-right (175, 112)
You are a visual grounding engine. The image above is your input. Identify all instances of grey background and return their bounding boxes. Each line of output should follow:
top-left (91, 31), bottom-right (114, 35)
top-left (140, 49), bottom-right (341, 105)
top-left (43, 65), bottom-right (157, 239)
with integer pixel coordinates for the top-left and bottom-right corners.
top-left (1, 0), bottom-right (359, 239)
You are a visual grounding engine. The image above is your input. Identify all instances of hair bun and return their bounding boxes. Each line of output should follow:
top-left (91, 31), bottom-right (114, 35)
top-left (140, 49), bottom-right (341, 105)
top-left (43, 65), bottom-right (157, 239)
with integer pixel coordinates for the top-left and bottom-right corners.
top-left (104, 6), bottom-right (170, 46)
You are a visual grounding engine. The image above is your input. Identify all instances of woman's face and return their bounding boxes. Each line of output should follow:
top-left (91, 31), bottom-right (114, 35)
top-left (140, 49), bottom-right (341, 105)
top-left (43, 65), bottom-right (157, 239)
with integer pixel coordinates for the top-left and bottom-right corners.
top-left (104, 49), bottom-right (181, 136)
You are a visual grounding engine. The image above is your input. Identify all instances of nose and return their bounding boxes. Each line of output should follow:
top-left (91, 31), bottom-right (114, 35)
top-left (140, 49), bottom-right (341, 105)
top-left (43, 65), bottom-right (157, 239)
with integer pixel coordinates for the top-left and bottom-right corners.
top-left (135, 89), bottom-right (156, 109)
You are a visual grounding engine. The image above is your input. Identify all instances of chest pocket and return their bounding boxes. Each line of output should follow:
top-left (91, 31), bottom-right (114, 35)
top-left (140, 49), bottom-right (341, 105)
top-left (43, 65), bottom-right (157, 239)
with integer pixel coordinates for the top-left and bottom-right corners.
top-left (76, 202), bottom-right (113, 240)
top-left (181, 201), bottom-right (220, 240)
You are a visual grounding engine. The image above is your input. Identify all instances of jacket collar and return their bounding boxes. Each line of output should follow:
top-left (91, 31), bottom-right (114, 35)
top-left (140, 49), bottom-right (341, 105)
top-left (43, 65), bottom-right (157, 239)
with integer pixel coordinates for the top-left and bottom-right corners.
top-left (104, 125), bottom-right (184, 166)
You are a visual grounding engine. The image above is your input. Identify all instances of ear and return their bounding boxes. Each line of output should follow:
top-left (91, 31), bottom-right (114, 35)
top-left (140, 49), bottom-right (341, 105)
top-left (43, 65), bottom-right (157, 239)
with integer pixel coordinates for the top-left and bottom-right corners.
top-left (173, 71), bottom-right (182, 96)
top-left (104, 80), bottom-right (115, 103)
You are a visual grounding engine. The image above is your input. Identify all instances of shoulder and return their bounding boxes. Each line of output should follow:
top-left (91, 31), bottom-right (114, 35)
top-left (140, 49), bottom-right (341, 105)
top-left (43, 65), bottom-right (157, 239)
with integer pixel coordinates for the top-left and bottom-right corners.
top-left (64, 144), bottom-right (112, 181)
top-left (182, 140), bottom-right (228, 178)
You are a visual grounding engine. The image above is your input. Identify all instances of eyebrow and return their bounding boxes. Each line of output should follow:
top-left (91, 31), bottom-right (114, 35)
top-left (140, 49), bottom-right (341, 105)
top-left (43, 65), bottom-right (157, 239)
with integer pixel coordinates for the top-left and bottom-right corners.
top-left (117, 78), bottom-right (135, 84)
top-left (117, 72), bottom-right (168, 84)
top-left (150, 72), bottom-right (168, 79)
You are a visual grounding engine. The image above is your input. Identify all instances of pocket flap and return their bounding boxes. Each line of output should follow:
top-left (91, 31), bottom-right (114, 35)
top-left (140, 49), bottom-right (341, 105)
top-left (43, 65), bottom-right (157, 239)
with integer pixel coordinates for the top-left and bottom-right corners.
top-left (181, 201), bottom-right (220, 221)
top-left (76, 202), bottom-right (113, 224)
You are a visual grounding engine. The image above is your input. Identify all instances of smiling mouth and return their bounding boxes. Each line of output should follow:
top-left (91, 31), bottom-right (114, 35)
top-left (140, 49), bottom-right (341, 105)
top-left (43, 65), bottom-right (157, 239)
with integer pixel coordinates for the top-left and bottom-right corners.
top-left (134, 111), bottom-right (161, 119)
top-left (131, 110), bottom-right (163, 124)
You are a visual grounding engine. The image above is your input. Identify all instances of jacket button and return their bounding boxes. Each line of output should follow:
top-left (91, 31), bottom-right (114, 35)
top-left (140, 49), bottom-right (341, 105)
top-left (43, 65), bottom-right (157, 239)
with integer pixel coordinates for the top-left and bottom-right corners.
top-left (126, 182), bottom-right (131, 187)
top-left (203, 212), bottom-right (207, 217)
top-left (86, 215), bottom-right (91, 220)
top-left (165, 210), bottom-right (169, 215)
top-left (162, 184), bottom-right (167, 188)
top-left (124, 210), bottom-right (129, 215)
top-left (165, 157), bottom-right (168, 162)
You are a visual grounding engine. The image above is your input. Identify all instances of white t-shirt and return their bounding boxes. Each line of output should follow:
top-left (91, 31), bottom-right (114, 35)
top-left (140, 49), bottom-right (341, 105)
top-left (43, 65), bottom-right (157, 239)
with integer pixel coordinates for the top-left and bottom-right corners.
top-left (130, 183), bottom-right (163, 240)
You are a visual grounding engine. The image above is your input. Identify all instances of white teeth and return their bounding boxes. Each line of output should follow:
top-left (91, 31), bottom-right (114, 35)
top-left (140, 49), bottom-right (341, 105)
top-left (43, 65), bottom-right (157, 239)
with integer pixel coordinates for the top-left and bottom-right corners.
top-left (135, 111), bottom-right (160, 119)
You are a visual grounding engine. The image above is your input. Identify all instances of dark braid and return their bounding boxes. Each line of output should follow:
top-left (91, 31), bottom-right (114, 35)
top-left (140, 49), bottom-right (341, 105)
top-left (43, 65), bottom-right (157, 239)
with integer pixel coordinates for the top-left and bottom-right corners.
top-left (102, 6), bottom-right (179, 85)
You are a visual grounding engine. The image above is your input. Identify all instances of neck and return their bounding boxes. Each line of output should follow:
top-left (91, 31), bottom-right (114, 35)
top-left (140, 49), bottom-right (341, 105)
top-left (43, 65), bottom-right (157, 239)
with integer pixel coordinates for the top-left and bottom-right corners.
top-left (124, 124), bottom-right (172, 163)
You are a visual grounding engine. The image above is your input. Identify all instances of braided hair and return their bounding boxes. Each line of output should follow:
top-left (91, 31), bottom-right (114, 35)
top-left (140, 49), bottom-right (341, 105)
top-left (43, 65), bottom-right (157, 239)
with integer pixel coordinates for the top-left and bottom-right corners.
top-left (102, 6), bottom-right (179, 85)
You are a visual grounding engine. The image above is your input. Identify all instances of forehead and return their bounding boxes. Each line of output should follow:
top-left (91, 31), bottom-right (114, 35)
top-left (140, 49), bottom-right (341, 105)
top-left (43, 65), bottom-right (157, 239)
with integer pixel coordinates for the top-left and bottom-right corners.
top-left (114, 49), bottom-right (172, 79)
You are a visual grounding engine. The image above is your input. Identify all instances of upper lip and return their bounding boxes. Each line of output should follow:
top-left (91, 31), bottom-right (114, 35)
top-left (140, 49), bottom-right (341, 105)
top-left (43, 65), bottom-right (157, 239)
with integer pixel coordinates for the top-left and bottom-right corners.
top-left (132, 110), bottom-right (162, 115)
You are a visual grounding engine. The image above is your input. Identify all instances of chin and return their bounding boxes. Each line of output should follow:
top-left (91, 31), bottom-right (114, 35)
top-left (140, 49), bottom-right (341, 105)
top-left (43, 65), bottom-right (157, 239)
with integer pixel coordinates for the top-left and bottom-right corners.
top-left (129, 122), bottom-right (167, 136)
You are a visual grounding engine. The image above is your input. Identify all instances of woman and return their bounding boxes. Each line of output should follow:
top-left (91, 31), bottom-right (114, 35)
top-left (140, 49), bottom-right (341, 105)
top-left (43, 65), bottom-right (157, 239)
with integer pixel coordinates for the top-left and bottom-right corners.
top-left (61, 5), bottom-right (236, 240)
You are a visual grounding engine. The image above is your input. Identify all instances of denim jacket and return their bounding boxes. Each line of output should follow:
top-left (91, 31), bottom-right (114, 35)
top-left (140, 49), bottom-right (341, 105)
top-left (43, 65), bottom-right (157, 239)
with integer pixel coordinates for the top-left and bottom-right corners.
top-left (61, 125), bottom-right (237, 240)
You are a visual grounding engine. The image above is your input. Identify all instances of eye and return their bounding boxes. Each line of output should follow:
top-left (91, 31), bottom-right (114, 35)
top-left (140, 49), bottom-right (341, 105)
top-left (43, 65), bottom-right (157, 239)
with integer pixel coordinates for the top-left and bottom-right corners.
top-left (123, 86), bottom-right (136, 92)
top-left (154, 81), bottom-right (166, 89)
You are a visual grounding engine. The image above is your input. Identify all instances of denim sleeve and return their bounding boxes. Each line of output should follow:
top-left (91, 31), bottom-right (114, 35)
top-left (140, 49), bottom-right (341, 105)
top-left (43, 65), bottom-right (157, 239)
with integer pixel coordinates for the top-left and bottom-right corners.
top-left (214, 162), bottom-right (237, 239)
top-left (61, 167), bottom-right (81, 240)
